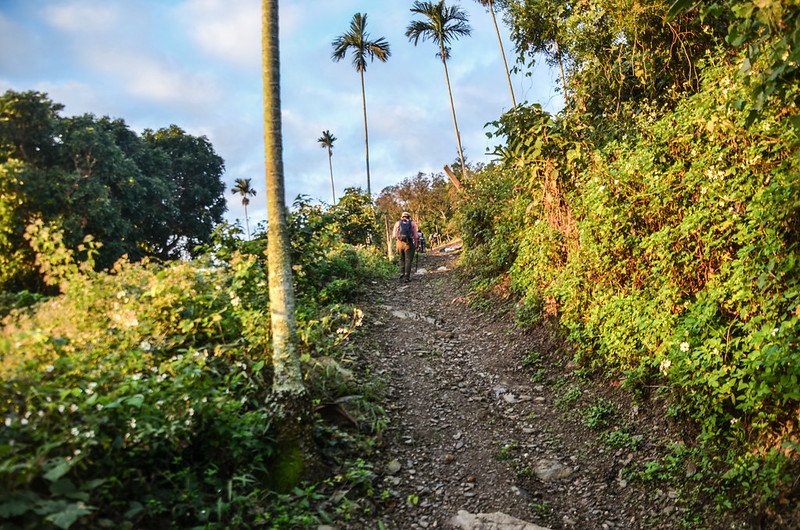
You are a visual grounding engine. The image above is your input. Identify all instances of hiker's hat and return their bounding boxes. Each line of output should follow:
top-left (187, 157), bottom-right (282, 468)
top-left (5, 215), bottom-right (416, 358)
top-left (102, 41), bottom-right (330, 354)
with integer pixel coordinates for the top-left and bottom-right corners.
top-left (401, 211), bottom-right (410, 218)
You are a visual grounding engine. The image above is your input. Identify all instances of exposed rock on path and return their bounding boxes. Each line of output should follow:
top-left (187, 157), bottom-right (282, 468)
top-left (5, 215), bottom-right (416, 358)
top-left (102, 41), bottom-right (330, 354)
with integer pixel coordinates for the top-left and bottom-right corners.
top-left (347, 248), bottom-right (693, 529)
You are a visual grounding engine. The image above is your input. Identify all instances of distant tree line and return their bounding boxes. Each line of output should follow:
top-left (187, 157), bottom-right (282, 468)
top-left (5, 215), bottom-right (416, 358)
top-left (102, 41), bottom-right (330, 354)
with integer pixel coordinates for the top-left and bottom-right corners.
top-left (0, 90), bottom-right (227, 291)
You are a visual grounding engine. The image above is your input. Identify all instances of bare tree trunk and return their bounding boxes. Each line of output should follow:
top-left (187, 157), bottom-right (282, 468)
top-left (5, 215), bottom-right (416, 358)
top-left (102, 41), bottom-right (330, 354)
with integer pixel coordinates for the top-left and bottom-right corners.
top-left (384, 214), bottom-right (393, 259)
top-left (359, 69), bottom-right (372, 196)
top-left (488, 0), bottom-right (516, 109)
top-left (261, 0), bottom-right (314, 491)
top-left (441, 52), bottom-right (466, 174)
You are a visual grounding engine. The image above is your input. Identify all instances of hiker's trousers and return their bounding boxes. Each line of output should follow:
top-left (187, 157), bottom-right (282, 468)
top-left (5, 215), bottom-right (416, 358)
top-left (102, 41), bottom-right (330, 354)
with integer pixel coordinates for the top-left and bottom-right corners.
top-left (396, 240), bottom-right (415, 280)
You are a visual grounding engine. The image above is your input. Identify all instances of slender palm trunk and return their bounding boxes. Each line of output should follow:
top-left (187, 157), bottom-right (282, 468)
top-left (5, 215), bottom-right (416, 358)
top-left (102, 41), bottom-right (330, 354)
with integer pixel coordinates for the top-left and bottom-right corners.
top-left (244, 203), bottom-right (251, 241)
top-left (555, 38), bottom-right (568, 105)
top-left (262, 0), bottom-right (303, 396)
top-left (488, 0), bottom-right (516, 109)
top-left (440, 51), bottom-right (466, 174)
top-left (327, 147), bottom-right (336, 204)
top-left (359, 69), bottom-right (371, 196)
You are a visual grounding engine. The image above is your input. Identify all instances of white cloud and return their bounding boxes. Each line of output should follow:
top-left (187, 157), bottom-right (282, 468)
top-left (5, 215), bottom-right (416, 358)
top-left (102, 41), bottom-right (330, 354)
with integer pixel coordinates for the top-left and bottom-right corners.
top-left (84, 49), bottom-right (222, 107)
top-left (177, 0), bottom-right (260, 69)
top-left (43, 1), bottom-right (121, 33)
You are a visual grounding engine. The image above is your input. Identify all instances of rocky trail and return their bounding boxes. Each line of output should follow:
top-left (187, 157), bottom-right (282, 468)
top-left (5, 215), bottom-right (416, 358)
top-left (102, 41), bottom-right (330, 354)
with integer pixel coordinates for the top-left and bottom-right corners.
top-left (340, 246), bottom-right (714, 530)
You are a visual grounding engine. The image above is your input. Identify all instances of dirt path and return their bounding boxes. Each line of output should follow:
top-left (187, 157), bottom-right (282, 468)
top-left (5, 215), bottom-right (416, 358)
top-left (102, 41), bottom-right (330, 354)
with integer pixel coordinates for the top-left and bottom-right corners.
top-left (347, 247), bottom-right (700, 530)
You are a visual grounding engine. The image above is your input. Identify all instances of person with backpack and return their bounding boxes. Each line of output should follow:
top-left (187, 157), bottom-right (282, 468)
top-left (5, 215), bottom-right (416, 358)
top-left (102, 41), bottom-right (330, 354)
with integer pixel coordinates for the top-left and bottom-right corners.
top-left (392, 211), bottom-right (419, 283)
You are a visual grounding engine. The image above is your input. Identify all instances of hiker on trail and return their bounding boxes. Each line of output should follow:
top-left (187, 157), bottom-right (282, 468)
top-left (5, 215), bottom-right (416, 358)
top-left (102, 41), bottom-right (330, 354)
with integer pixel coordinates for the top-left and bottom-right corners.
top-left (418, 231), bottom-right (426, 253)
top-left (392, 211), bottom-right (419, 283)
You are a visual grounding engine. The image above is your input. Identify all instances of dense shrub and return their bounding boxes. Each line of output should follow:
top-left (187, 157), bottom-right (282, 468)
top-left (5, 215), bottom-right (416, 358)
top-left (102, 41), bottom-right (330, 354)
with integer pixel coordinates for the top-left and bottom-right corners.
top-left (460, 55), bottom-right (800, 509)
top-left (0, 214), bottom-right (393, 528)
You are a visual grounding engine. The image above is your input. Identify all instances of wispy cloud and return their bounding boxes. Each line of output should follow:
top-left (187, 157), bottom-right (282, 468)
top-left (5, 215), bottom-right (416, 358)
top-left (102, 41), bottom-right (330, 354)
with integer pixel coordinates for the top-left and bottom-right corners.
top-left (42, 1), bottom-right (121, 33)
top-left (176, 0), bottom-right (260, 70)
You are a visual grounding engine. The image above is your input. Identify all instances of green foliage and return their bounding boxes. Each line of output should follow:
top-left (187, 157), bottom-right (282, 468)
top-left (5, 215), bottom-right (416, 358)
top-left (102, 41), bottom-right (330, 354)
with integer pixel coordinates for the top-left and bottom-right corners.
top-left (375, 171), bottom-right (456, 239)
top-left (456, 163), bottom-right (527, 281)
top-left (327, 188), bottom-right (382, 247)
top-left (583, 399), bottom-right (616, 430)
top-left (0, 90), bottom-right (228, 291)
top-left (0, 212), bottom-right (392, 527)
top-left (459, 33), bottom-right (800, 512)
top-left (555, 385), bottom-right (582, 410)
top-left (600, 428), bottom-right (641, 450)
top-left (496, 441), bottom-right (519, 461)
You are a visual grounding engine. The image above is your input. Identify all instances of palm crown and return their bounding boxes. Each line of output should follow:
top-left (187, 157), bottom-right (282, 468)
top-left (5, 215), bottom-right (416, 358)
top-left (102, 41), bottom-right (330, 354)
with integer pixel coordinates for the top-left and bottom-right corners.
top-left (231, 177), bottom-right (256, 240)
top-left (331, 12), bottom-right (390, 196)
top-left (317, 130), bottom-right (336, 152)
top-left (318, 130), bottom-right (337, 204)
top-left (406, 0), bottom-right (471, 60)
top-left (231, 177), bottom-right (256, 206)
top-left (331, 13), bottom-right (391, 71)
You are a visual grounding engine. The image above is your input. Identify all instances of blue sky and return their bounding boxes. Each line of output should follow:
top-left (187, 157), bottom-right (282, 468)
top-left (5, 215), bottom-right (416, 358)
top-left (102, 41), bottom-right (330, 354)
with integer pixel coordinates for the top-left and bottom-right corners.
top-left (0, 0), bottom-right (562, 228)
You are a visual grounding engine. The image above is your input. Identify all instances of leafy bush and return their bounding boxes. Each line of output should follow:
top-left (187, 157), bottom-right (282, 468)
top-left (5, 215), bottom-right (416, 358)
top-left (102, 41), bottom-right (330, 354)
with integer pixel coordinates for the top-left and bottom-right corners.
top-left (459, 53), bottom-right (800, 511)
top-left (0, 213), bottom-right (392, 527)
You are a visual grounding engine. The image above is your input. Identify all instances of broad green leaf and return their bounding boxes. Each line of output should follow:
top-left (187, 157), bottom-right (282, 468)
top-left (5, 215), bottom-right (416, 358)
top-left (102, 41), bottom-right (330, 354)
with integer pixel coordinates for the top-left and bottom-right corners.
top-left (45, 502), bottom-right (93, 529)
top-left (125, 394), bottom-right (145, 408)
top-left (43, 458), bottom-right (72, 482)
top-left (666, 0), bottom-right (694, 21)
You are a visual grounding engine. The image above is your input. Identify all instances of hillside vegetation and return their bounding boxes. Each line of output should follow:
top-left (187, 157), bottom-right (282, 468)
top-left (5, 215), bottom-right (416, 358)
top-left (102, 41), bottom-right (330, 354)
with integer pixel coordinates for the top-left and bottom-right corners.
top-left (457, 0), bottom-right (799, 515)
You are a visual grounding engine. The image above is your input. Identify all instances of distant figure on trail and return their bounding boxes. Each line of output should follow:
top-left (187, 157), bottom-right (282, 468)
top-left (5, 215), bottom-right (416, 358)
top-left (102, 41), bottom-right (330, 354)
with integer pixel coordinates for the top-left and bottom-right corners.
top-left (392, 211), bottom-right (419, 283)
top-left (418, 231), bottom-right (426, 253)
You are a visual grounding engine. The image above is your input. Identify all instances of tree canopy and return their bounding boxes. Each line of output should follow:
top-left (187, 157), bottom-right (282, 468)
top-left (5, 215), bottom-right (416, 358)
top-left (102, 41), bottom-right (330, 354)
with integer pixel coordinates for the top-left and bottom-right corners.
top-left (0, 90), bottom-right (227, 290)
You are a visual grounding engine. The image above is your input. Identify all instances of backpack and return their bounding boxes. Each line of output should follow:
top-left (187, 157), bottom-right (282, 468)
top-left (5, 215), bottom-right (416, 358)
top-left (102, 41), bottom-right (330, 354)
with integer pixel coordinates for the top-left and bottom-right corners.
top-left (397, 219), bottom-right (413, 243)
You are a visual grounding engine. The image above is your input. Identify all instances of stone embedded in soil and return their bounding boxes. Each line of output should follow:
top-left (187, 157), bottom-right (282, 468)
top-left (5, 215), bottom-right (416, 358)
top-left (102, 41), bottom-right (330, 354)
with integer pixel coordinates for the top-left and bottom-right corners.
top-left (533, 459), bottom-right (574, 481)
top-left (386, 459), bottom-right (402, 475)
top-left (450, 510), bottom-right (552, 530)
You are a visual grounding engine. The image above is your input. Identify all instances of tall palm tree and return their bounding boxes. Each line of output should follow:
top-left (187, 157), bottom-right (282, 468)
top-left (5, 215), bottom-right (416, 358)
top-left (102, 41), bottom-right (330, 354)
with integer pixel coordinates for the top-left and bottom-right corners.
top-left (231, 177), bottom-right (257, 240)
top-left (474, 0), bottom-right (516, 109)
top-left (261, 0), bottom-right (304, 400)
top-left (317, 130), bottom-right (337, 204)
top-left (331, 13), bottom-right (391, 197)
top-left (406, 1), bottom-right (471, 174)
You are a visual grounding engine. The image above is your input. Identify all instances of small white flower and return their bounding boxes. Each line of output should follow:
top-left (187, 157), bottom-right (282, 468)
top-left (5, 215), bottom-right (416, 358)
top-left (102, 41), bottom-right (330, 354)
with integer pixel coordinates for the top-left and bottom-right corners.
top-left (69, 404), bottom-right (78, 412)
top-left (132, 373), bottom-right (141, 381)
top-left (659, 359), bottom-right (672, 375)
top-left (139, 340), bottom-right (152, 352)
top-left (20, 418), bottom-right (28, 426)
top-left (730, 417), bottom-right (739, 425)
top-left (129, 418), bottom-right (137, 428)
top-left (95, 404), bottom-right (103, 411)
top-left (116, 290), bottom-right (127, 299)
top-left (74, 449), bottom-right (81, 456)
top-left (45, 365), bottom-right (55, 373)
top-left (680, 342), bottom-right (690, 352)
top-left (84, 430), bottom-right (95, 438)
top-left (4, 417), bottom-right (12, 427)
top-left (230, 296), bottom-right (241, 307)
top-left (772, 328), bottom-right (779, 336)
top-left (71, 427), bottom-right (80, 436)
top-left (188, 408), bottom-right (195, 416)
